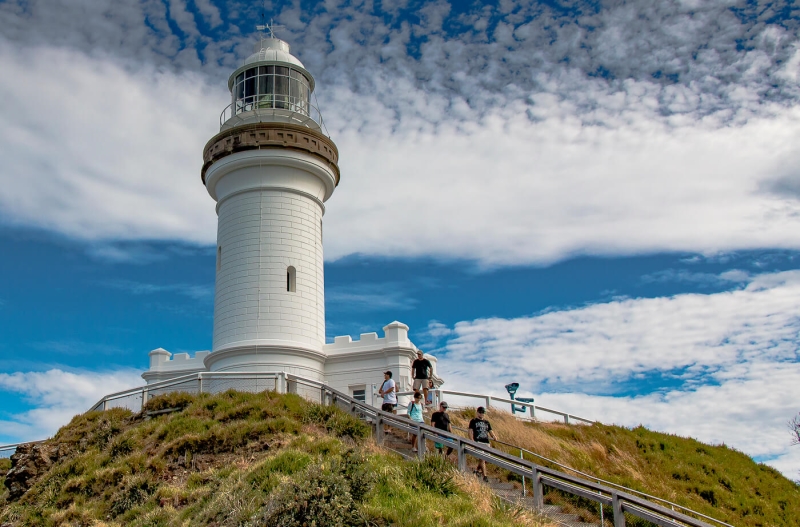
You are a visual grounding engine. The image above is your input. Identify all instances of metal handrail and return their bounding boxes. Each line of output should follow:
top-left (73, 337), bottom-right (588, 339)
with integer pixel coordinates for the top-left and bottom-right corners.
top-left (285, 373), bottom-right (718, 527)
top-left (219, 96), bottom-right (327, 132)
top-left (9, 371), bottom-right (724, 527)
top-left (434, 389), bottom-right (595, 424)
top-left (469, 432), bottom-right (732, 527)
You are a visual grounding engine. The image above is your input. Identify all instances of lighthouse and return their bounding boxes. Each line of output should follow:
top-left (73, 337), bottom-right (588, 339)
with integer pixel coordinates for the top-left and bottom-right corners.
top-left (199, 35), bottom-right (338, 379)
top-left (143, 31), bottom-right (441, 404)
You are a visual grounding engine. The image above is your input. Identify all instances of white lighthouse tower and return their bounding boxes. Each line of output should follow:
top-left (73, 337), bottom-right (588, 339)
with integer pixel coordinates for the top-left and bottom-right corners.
top-left (200, 35), bottom-right (338, 379)
top-left (143, 31), bottom-right (442, 405)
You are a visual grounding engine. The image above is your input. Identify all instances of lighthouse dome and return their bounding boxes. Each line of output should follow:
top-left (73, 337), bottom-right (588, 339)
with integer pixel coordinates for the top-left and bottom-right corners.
top-left (244, 38), bottom-right (306, 69)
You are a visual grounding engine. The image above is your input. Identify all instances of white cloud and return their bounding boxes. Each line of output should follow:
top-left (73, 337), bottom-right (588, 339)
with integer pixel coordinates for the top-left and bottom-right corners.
top-left (100, 279), bottom-right (214, 300)
top-left (433, 270), bottom-right (800, 478)
top-left (0, 369), bottom-right (143, 443)
top-left (0, 39), bottom-right (223, 244)
top-left (326, 283), bottom-right (418, 313)
top-left (1, 4), bottom-right (800, 265)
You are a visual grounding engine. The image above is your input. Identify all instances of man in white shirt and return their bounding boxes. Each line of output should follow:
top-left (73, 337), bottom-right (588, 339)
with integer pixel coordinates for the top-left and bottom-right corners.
top-left (378, 370), bottom-right (397, 433)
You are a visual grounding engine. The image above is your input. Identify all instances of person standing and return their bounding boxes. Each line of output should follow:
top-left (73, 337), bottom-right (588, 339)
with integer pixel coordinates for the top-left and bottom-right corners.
top-left (430, 401), bottom-right (454, 457)
top-left (407, 392), bottom-right (425, 452)
top-left (468, 406), bottom-right (497, 481)
top-left (378, 370), bottom-right (397, 433)
top-left (411, 351), bottom-right (433, 406)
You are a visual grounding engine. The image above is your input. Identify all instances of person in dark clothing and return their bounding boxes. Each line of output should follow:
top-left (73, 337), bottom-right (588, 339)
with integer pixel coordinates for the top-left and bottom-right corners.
top-left (411, 351), bottom-right (433, 405)
top-left (430, 401), bottom-right (454, 457)
top-left (468, 406), bottom-right (497, 481)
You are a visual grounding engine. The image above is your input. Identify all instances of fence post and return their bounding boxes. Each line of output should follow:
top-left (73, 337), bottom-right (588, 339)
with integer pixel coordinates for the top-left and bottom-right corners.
top-left (457, 440), bottom-right (467, 472)
top-left (612, 492), bottom-right (625, 527)
top-left (198, 374), bottom-right (203, 394)
top-left (531, 467), bottom-right (543, 508)
top-left (520, 449), bottom-right (526, 497)
top-left (417, 429), bottom-right (425, 458)
top-left (142, 388), bottom-right (148, 409)
top-left (485, 396), bottom-right (491, 409)
top-left (564, 414), bottom-right (569, 424)
top-left (376, 416), bottom-right (384, 445)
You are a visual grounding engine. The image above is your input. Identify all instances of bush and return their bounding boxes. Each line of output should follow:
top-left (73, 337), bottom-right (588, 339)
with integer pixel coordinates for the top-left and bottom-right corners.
top-left (253, 454), bottom-right (375, 527)
top-left (109, 475), bottom-right (156, 517)
top-left (405, 454), bottom-right (458, 497)
top-left (256, 468), bottom-right (358, 527)
top-left (143, 391), bottom-right (195, 413)
top-left (303, 403), bottom-right (370, 440)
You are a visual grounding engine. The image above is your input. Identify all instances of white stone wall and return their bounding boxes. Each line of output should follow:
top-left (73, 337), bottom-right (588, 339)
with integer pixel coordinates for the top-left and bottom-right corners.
top-left (142, 321), bottom-right (443, 404)
top-left (213, 188), bottom-right (324, 350)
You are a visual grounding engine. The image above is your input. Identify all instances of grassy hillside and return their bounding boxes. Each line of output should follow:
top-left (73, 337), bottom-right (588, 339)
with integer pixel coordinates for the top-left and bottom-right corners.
top-left (448, 410), bottom-right (800, 527)
top-left (0, 391), bottom-right (549, 527)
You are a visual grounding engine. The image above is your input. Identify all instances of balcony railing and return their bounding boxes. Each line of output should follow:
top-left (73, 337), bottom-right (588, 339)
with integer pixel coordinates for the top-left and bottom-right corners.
top-left (220, 94), bottom-right (328, 134)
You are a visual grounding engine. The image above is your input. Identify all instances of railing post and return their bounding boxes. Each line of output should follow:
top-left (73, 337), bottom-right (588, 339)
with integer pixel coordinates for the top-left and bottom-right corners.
top-left (376, 416), bottom-right (384, 445)
top-left (531, 467), bottom-right (543, 508)
top-left (197, 374), bottom-right (203, 394)
top-left (531, 404), bottom-right (536, 420)
top-left (417, 429), bottom-right (425, 458)
top-left (457, 440), bottom-right (467, 472)
top-left (142, 388), bottom-right (148, 409)
top-left (485, 396), bottom-right (491, 409)
top-left (612, 492), bottom-right (625, 527)
top-left (521, 449), bottom-right (526, 497)
top-left (102, 399), bottom-right (107, 411)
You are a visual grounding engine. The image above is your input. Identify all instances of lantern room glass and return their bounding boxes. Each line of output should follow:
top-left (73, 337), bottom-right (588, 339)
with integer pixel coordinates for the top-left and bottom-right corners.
top-left (232, 65), bottom-right (311, 116)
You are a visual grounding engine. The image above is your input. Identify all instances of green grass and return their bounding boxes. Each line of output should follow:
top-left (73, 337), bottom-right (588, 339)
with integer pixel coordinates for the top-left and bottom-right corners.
top-left (0, 391), bottom-right (548, 527)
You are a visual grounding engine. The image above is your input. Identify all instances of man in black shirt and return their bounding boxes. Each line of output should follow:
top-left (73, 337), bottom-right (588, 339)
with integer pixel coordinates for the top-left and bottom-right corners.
top-left (468, 406), bottom-right (497, 481)
top-left (411, 351), bottom-right (433, 405)
top-left (430, 401), bottom-right (454, 457)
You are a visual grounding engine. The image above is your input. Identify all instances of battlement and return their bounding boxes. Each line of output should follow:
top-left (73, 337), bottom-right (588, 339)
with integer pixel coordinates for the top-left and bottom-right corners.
top-left (148, 348), bottom-right (210, 372)
top-left (324, 321), bottom-right (414, 355)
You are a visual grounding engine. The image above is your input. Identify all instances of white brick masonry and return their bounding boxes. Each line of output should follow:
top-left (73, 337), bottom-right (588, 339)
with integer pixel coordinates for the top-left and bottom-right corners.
top-left (201, 148), bottom-right (336, 379)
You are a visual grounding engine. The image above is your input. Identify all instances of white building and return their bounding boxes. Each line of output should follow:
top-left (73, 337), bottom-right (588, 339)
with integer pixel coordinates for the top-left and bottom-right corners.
top-left (142, 34), bottom-right (441, 406)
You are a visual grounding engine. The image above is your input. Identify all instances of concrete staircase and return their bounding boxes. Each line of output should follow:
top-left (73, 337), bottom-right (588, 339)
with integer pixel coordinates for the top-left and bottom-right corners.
top-left (380, 426), bottom-right (602, 527)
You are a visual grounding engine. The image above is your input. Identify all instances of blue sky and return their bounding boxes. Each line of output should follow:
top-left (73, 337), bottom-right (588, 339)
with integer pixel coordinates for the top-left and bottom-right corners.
top-left (1, 0), bottom-right (799, 478)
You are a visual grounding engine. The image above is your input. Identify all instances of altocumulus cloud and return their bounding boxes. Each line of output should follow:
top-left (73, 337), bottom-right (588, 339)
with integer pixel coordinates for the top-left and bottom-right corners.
top-left (0, 369), bottom-right (143, 444)
top-left (0, 1), bottom-right (799, 265)
top-left (433, 270), bottom-right (800, 477)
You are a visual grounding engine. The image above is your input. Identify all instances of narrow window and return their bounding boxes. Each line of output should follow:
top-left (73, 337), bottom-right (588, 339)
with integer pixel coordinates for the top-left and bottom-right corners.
top-left (287, 266), bottom-right (296, 292)
top-left (216, 246), bottom-right (222, 271)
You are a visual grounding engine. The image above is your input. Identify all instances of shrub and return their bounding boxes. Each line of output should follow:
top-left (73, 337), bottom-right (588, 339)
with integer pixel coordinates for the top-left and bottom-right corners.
top-left (253, 455), bottom-right (374, 527)
top-left (303, 403), bottom-right (370, 440)
top-left (340, 449), bottom-right (376, 503)
top-left (404, 454), bottom-right (458, 497)
top-left (109, 475), bottom-right (156, 517)
top-left (109, 435), bottom-right (137, 458)
top-left (143, 391), bottom-right (195, 413)
top-left (326, 412), bottom-right (370, 440)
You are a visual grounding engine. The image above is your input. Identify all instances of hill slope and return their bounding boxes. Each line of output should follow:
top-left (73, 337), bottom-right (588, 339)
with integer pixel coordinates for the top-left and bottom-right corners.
top-left (0, 391), bottom-right (549, 527)
top-left (453, 410), bottom-right (800, 527)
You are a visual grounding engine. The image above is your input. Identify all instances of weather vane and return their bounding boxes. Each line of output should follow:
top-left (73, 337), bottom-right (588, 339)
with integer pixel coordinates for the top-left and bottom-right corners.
top-left (256, 0), bottom-right (286, 38)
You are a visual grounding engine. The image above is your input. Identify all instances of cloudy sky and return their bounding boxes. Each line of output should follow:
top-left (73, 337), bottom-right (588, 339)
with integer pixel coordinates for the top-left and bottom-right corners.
top-left (1, 0), bottom-right (799, 479)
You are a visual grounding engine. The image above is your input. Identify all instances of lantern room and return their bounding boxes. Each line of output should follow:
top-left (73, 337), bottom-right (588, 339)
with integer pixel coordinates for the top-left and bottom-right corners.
top-left (220, 37), bottom-right (323, 132)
